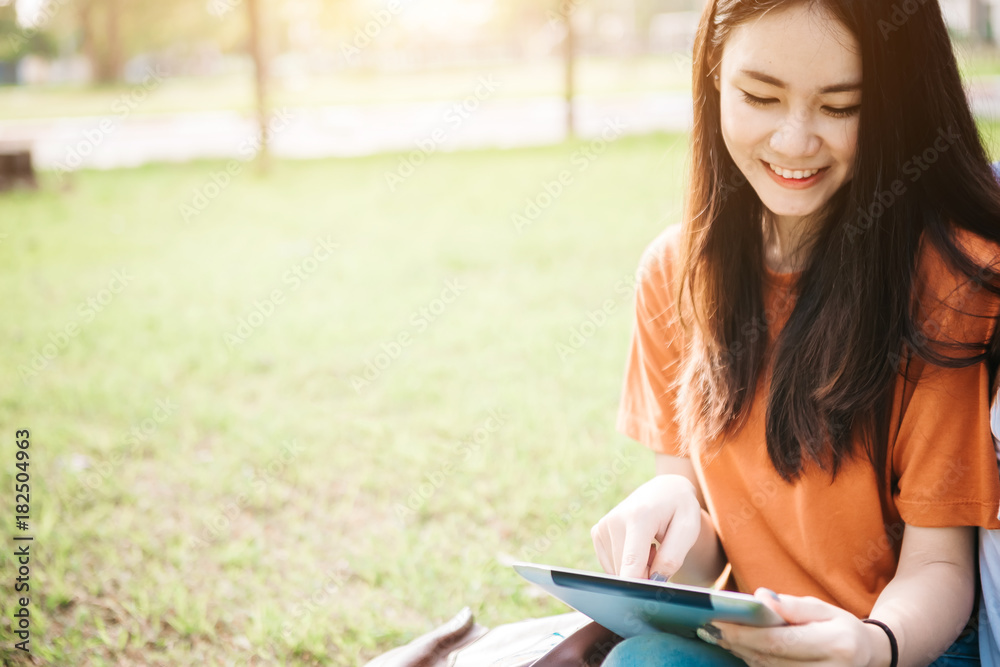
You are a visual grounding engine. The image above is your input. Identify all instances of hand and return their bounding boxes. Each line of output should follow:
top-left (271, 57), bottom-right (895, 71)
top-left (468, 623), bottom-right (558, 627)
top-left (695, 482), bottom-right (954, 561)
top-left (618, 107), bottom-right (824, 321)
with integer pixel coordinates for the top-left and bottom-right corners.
top-left (590, 474), bottom-right (703, 580)
top-left (700, 589), bottom-right (891, 667)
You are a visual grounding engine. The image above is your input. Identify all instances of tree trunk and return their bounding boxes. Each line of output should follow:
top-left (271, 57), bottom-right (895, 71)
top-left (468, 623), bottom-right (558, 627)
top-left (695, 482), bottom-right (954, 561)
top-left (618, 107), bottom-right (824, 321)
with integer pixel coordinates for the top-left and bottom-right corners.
top-left (79, 0), bottom-right (98, 82)
top-left (564, 9), bottom-right (575, 140)
top-left (247, 0), bottom-right (269, 173)
top-left (104, 0), bottom-right (121, 82)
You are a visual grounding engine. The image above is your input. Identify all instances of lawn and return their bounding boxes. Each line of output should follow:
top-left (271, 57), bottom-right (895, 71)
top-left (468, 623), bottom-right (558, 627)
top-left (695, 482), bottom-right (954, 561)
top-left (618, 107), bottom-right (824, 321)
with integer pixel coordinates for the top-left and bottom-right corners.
top-left (2, 120), bottom-right (999, 666)
top-left (0, 131), bottom-right (689, 665)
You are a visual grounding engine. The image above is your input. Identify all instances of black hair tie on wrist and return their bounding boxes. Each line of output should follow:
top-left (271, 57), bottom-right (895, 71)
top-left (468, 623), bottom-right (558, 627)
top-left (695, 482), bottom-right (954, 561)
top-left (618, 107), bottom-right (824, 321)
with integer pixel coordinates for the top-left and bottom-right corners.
top-left (862, 618), bottom-right (898, 667)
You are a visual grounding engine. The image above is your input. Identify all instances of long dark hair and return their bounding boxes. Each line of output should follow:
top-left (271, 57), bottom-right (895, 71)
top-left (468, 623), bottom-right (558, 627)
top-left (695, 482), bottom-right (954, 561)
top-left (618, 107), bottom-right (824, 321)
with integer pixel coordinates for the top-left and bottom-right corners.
top-left (677, 0), bottom-right (1000, 486)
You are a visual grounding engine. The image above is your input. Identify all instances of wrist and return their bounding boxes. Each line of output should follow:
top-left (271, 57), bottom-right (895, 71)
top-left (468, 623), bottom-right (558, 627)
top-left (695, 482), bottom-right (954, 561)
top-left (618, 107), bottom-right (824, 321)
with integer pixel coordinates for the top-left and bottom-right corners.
top-left (862, 619), bottom-right (896, 667)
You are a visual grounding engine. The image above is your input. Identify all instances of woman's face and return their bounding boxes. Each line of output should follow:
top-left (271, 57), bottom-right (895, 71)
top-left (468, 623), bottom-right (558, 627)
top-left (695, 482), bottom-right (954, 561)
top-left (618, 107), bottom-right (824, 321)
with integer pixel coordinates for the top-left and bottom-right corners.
top-left (715, 3), bottom-right (862, 226)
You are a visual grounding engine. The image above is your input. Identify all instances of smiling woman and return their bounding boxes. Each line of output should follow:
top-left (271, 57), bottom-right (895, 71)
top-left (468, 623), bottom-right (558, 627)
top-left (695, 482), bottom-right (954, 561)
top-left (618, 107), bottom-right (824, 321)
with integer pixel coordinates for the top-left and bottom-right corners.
top-left (591, 0), bottom-right (1000, 665)
top-left (713, 3), bottom-right (862, 273)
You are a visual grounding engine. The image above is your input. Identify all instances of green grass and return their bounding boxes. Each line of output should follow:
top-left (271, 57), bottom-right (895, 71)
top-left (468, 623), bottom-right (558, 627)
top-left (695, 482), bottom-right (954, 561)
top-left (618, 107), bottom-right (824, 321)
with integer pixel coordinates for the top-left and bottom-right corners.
top-left (1, 121), bottom-right (999, 665)
top-left (0, 131), bottom-right (689, 665)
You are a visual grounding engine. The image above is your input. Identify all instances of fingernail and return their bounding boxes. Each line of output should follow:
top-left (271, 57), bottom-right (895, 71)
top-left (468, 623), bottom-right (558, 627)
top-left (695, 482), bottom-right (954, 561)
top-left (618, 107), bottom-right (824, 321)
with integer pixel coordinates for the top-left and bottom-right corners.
top-left (697, 624), bottom-right (721, 645)
top-left (650, 572), bottom-right (668, 582)
top-left (759, 587), bottom-right (780, 602)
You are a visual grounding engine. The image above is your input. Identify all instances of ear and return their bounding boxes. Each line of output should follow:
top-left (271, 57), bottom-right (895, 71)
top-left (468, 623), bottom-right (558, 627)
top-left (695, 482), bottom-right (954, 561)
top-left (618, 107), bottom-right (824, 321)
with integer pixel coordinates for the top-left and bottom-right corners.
top-left (713, 74), bottom-right (720, 92)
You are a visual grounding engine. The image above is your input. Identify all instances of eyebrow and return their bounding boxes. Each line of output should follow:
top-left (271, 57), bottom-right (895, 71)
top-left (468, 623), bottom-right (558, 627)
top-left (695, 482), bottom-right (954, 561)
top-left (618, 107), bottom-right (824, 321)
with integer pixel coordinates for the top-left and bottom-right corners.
top-left (738, 68), bottom-right (861, 94)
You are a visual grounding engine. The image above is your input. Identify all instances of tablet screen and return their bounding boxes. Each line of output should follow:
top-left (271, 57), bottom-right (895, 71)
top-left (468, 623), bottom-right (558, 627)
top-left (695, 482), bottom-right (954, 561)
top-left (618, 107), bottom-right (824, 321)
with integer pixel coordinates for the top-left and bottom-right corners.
top-left (513, 561), bottom-right (785, 639)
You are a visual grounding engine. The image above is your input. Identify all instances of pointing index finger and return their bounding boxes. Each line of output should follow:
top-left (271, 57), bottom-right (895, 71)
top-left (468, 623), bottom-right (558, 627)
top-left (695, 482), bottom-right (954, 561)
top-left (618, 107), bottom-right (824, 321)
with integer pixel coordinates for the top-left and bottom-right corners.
top-left (619, 519), bottom-right (658, 580)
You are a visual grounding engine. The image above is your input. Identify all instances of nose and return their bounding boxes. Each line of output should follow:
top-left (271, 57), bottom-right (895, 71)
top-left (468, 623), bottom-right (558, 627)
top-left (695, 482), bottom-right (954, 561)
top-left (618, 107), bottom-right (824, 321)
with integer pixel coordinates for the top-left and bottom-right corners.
top-left (769, 108), bottom-right (821, 159)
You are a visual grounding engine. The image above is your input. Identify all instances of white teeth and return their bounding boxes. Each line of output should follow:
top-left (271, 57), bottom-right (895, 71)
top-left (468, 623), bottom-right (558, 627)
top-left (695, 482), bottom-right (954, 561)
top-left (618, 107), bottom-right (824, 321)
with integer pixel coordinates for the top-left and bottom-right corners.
top-left (768, 162), bottom-right (822, 179)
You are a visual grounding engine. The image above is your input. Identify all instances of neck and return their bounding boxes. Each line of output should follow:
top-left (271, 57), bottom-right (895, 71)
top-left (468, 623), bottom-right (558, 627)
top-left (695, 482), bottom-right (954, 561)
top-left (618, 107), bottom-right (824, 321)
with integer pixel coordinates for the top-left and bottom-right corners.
top-left (763, 213), bottom-right (814, 273)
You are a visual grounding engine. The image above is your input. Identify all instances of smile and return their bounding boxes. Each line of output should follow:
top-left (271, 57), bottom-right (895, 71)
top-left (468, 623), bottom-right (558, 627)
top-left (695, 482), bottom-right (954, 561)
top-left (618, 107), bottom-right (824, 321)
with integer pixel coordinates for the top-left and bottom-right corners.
top-left (763, 160), bottom-right (829, 188)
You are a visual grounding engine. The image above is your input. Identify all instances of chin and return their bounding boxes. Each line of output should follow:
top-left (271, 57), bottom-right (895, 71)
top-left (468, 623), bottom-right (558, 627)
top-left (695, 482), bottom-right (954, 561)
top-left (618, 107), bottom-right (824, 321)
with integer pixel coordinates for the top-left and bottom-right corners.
top-left (756, 196), bottom-right (821, 218)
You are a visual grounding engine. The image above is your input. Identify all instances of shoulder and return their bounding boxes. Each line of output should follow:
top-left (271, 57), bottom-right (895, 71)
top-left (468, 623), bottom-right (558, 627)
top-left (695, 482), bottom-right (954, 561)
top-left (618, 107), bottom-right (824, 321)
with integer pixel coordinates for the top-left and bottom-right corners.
top-left (914, 224), bottom-right (1000, 345)
top-left (630, 223), bottom-right (685, 323)
top-left (636, 223), bottom-right (684, 291)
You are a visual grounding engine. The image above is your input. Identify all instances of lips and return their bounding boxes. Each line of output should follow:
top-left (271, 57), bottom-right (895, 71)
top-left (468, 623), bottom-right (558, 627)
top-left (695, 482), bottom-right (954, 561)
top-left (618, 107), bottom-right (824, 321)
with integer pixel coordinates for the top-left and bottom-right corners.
top-left (761, 160), bottom-right (829, 189)
top-left (766, 161), bottom-right (828, 180)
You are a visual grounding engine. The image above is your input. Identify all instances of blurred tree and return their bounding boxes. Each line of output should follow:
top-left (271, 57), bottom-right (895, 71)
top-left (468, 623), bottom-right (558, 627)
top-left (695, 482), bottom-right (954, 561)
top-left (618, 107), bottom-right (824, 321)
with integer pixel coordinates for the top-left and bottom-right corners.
top-left (45, 0), bottom-right (243, 82)
top-left (77, 0), bottom-right (121, 81)
top-left (0, 0), bottom-right (58, 64)
top-left (563, 5), bottom-right (575, 139)
top-left (970, 0), bottom-right (993, 42)
top-left (247, 0), bottom-right (269, 173)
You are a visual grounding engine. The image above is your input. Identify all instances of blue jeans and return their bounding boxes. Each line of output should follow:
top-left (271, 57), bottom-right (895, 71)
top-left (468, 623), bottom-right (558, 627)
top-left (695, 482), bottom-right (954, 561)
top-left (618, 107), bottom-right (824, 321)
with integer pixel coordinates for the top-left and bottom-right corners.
top-left (602, 625), bottom-right (980, 666)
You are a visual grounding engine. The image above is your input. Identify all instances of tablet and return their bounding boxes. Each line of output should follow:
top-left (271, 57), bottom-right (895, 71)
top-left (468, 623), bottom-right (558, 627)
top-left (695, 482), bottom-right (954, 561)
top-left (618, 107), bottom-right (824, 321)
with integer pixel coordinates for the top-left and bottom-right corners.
top-left (512, 562), bottom-right (786, 639)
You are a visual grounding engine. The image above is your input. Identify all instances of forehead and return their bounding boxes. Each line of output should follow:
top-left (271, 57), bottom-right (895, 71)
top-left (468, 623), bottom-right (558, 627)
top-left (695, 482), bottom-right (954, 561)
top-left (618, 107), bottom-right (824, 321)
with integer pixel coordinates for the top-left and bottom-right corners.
top-left (720, 4), bottom-right (861, 90)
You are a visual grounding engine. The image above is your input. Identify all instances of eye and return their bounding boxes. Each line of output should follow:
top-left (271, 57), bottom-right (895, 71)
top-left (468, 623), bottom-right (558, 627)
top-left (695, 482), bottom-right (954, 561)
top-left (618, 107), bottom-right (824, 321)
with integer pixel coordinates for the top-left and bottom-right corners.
top-left (741, 90), bottom-right (860, 119)
top-left (741, 91), bottom-right (775, 108)
top-left (823, 105), bottom-right (861, 119)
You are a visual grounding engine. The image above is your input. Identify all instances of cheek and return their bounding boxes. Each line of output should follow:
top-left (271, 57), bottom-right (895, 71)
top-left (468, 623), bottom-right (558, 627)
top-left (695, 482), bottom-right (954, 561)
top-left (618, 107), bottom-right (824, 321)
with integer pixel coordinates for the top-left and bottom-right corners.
top-left (719, 98), bottom-right (770, 161)
top-left (831, 120), bottom-right (860, 170)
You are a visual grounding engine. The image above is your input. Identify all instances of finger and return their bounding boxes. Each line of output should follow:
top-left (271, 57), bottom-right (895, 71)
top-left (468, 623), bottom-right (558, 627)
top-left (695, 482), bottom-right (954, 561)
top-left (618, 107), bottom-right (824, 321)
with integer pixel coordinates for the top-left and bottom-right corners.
top-left (591, 522), bottom-right (615, 574)
top-left (710, 620), bottom-right (831, 661)
top-left (753, 590), bottom-right (842, 625)
top-left (619, 519), bottom-right (657, 579)
top-left (609, 517), bottom-right (632, 577)
top-left (648, 506), bottom-right (700, 579)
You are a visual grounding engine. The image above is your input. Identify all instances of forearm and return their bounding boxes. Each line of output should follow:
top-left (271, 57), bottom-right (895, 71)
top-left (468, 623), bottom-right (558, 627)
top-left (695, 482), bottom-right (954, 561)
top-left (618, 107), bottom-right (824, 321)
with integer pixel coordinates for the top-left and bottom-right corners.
top-left (867, 537), bottom-right (975, 667)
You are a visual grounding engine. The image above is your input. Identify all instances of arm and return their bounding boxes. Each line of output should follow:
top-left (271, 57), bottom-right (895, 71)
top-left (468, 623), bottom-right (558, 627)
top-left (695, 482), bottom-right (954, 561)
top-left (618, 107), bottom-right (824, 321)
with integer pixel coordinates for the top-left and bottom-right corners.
top-left (705, 524), bottom-right (976, 667)
top-left (653, 453), bottom-right (727, 587)
top-left (865, 524), bottom-right (976, 667)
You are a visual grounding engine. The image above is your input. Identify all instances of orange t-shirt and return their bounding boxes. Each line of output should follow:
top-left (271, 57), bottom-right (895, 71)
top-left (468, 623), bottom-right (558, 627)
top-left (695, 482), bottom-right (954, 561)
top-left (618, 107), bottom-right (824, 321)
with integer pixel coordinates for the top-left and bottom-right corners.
top-left (617, 223), bottom-right (1000, 618)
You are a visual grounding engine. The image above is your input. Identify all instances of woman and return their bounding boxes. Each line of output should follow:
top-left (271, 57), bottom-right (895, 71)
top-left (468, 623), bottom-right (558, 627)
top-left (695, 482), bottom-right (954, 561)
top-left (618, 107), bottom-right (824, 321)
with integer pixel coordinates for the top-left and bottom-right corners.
top-left (592, 0), bottom-right (1000, 665)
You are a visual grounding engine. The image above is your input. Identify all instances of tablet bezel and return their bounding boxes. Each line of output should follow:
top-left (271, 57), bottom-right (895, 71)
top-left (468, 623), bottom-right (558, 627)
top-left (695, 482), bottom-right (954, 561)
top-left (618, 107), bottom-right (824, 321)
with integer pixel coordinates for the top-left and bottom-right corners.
top-left (512, 561), bottom-right (786, 639)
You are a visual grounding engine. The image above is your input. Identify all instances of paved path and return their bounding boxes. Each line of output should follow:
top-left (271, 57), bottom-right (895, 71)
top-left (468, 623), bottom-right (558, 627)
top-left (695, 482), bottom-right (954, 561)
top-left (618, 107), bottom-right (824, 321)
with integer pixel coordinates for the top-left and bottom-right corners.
top-left (2, 80), bottom-right (999, 171)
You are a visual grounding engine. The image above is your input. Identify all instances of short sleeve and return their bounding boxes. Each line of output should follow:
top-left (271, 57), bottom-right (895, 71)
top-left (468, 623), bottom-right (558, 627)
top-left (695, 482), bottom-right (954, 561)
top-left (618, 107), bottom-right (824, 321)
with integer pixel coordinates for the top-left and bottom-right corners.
top-left (892, 229), bottom-right (1000, 528)
top-left (616, 225), bottom-right (687, 456)
top-left (893, 360), bottom-right (1000, 527)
